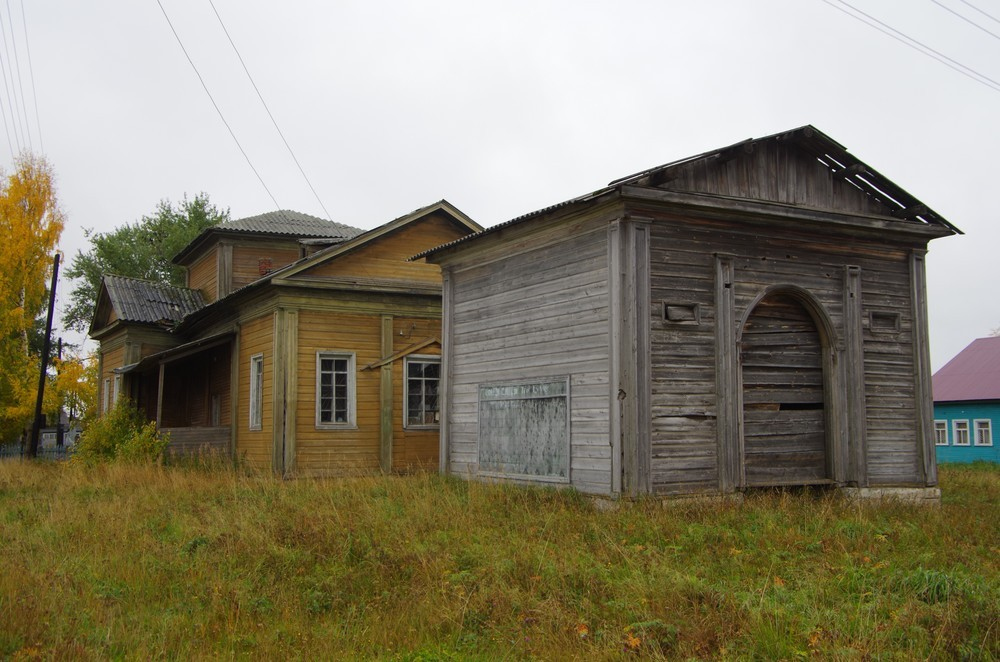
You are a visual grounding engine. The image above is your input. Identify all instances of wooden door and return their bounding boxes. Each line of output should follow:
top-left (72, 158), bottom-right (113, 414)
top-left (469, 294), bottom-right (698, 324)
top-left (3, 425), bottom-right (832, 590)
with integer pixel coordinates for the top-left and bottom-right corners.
top-left (741, 293), bottom-right (827, 486)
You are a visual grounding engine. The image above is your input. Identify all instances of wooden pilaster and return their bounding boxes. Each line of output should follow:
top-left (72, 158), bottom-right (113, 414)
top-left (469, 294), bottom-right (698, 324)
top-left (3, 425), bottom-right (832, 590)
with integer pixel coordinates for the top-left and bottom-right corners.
top-left (910, 250), bottom-right (937, 486)
top-left (271, 310), bottom-right (286, 475)
top-left (714, 254), bottom-right (740, 492)
top-left (283, 310), bottom-right (298, 475)
top-left (610, 218), bottom-right (651, 497)
top-left (229, 327), bottom-right (240, 460)
top-left (379, 314), bottom-right (394, 473)
top-left (439, 270), bottom-right (453, 475)
top-left (218, 242), bottom-right (233, 299)
top-left (843, 266), bottom-right (868, 486)
top-left (155, 362), bottom-right (165, 430)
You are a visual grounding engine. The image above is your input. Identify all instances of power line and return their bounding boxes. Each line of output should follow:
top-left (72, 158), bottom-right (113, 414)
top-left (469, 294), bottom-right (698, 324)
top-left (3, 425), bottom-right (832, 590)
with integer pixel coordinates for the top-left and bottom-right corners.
top-left (930, 0), bottom-right (1000, 42)
top-left (957, 0), bottom-right (1000, 26)
top-left (19, 0), bottom-right (42, 153)
top-left (0, 96), bottom-right (14, 160)
top-left (5, 0), bottom-right (32, 151)
top-left (821, 0), bottom-right (1000, 94)
top-left (209, 0), bottom-right (333, 221)
top-left (154, 0), bottom-right (281, 210)
top-left (0, 8), bottom-right (24, 151)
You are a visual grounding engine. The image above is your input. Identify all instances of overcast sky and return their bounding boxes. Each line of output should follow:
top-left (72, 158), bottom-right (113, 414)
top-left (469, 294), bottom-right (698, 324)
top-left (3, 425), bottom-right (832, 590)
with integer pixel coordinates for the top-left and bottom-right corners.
top-left (7, 0), bottom-right (999, 369)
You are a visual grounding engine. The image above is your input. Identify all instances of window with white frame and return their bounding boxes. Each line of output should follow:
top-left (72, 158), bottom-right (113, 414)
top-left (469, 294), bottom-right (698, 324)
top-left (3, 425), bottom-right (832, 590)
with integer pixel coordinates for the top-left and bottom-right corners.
top-left (405, 356), bottom-right (440, 428)
top-left (974, 419), bottom-right (993, 446)
top-left (112, 375), bottom-right (122, 405)
top-left (953, 419), bottom-right (970, 446)
top-left (934, 420), bottom-right (948, 446)
top-left (249, 354), bottom-right (263, 431)
top-left (103, 378), bottom-right (111, 413)
top-left (316, 352), bottom-right (355, 427)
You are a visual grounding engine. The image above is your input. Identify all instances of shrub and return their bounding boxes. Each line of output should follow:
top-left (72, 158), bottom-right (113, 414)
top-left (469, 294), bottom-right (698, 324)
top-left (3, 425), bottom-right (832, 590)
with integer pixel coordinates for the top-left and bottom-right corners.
top-left (73, 399), bottom-right (169, 464)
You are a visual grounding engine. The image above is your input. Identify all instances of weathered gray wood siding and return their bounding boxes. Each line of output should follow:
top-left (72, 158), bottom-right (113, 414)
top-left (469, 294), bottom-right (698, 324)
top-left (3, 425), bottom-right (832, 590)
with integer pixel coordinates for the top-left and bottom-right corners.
top-left (645, 212), bottom-right (926, 492)
top-left (444, 215), bottom-right (613, 494)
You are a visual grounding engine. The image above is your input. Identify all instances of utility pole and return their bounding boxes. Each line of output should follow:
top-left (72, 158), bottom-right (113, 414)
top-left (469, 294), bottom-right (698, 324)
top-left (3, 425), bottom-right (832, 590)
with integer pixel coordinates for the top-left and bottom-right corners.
top-left (27, 253), bottom-right (60, 458)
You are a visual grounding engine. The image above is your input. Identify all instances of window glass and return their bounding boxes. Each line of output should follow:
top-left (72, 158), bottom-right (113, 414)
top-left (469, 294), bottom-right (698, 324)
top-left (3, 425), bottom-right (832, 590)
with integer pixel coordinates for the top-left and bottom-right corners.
top-left (405, 358), bottom-right (440, 427)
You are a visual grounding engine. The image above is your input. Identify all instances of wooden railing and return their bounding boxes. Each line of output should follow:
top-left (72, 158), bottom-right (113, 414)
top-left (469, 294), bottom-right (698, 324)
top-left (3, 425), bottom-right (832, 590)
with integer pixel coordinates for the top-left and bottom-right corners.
top-left (160, 426), bottom-right (230, 456)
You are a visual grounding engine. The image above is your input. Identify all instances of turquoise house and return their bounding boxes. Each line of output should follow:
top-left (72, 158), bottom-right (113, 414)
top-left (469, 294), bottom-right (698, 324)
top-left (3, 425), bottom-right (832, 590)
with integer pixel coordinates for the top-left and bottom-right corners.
top-left (932, 336), bottom-right (1000, 464)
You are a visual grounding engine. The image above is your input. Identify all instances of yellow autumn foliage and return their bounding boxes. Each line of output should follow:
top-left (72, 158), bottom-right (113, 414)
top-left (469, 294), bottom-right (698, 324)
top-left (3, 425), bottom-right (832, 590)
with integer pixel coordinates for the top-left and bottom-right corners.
top-left (0, 154), bottom-right (64, 442)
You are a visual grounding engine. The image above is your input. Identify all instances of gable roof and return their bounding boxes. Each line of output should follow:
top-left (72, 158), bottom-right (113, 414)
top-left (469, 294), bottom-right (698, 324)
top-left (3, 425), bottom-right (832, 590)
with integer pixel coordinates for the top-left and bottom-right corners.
top-left (173, 210), bottom-right (364, 265)
top-left (90, 274), bottom-right (206, 336)
top-left (933, 336), bottom-right (1000, 402)
top-left (175, 200), bottom-right (480, 333)
top-left (274, 199), bottom-right (481, 282)
top-left (416, 125), bottom-right (960, 260)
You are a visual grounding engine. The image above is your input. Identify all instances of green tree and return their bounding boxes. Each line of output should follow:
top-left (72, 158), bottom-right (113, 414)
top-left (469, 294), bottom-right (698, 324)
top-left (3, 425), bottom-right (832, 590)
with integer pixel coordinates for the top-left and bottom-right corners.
top-left (63, 193), bottom-right (229, 332)
top-left (0, 155), bottom-right (65, 442)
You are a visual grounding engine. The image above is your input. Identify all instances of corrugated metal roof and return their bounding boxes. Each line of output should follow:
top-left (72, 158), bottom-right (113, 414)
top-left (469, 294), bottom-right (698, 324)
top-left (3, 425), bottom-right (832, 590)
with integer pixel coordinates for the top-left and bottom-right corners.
top-left (933, 336), bottom-right (1000, 402)
top-left (219, 210), bottom-right (363, 239)
top-left (103, 275), bottom-right (206, 325)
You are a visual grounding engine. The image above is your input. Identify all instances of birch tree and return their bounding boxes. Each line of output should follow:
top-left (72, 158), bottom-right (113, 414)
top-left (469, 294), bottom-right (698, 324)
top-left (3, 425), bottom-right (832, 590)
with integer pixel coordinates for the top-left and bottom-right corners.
top-left (0, 155), bottom-right (64, 442)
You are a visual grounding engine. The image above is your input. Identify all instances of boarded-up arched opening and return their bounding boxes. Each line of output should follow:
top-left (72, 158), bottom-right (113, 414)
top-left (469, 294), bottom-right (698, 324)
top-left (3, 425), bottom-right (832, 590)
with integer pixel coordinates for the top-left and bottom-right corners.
top-left (741, 292), bottom-right (827, 486)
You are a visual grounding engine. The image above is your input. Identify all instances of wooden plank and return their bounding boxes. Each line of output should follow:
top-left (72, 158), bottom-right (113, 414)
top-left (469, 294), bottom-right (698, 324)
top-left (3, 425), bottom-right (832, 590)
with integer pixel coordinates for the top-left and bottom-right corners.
top-left (379, 314), bottom-right (393, 473)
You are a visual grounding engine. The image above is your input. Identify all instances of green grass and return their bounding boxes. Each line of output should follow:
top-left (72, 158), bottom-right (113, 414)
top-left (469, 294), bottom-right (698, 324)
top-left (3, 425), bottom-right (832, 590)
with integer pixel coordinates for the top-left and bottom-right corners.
top-left (0, 461), bottom-right (997, 660)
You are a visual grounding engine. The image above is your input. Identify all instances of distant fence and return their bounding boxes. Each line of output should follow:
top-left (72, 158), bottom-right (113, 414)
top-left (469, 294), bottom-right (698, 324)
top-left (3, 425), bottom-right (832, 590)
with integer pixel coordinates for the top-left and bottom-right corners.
top-left (0, 444), bottom-right (74, 461)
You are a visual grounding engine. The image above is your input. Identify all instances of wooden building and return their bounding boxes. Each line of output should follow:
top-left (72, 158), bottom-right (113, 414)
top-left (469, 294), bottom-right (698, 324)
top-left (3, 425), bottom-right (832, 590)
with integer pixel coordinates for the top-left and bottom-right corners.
top-left (421, 126), bottom-right (959, 499)
top-left (91, 203), bottom-right (481, 475)
top-left (932, 337), bottom-right (1000, 464)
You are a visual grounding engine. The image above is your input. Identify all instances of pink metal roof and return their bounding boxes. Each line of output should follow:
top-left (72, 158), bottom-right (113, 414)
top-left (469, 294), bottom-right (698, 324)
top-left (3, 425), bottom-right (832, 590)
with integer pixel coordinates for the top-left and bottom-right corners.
top-left (932, 336), bottom-right (1000, 402)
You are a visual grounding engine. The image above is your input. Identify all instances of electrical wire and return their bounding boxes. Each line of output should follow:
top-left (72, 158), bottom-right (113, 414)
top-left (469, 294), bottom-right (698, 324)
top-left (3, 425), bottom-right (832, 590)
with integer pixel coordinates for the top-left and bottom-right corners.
top-left (0, 8), bottom-right (24, 151)
top-left (5, 0), bottom-right (32, 150)
top-left (957, 0), bottom-right (1000, 26)
top-left (155, 0), bottom-right (281, 210)
top-left (19, 0), bottom-right (41, 153)
top-left (930, 0), bottom-right (1000, 42)
top-left (821, 0), bottom-right (1000, 93)
top-left (209, 0), bottom-right (333, 221)
top-left (0, 96), bottom-right (14, 160)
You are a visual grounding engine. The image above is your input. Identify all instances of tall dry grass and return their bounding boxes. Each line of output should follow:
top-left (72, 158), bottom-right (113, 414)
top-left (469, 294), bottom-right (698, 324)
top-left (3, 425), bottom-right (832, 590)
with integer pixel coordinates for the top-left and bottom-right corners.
top-left (0, 459), bottom-right (997, 659)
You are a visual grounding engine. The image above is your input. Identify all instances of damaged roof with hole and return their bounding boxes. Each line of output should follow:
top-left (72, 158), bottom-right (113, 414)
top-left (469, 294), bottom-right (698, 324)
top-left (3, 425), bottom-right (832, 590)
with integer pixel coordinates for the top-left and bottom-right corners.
top-left (101, 274), bottom-right (206, 325)
top-left (415, 125), bottom-right (960, 260)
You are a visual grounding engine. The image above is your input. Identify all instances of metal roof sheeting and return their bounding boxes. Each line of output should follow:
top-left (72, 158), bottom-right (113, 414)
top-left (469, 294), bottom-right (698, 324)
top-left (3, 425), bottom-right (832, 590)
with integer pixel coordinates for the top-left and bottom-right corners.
top-left (933, 336), bottom-right (1000, 402)
top-left (103, 274), bottom-right (206, 325)
top-left (219, 210), bottom-right (363, 239)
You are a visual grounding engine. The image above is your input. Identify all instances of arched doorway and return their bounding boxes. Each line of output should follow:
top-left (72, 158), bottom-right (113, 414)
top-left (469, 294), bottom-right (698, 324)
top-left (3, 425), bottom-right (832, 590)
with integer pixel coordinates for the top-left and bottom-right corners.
top-left (741, 292), bottom-right (828, 486)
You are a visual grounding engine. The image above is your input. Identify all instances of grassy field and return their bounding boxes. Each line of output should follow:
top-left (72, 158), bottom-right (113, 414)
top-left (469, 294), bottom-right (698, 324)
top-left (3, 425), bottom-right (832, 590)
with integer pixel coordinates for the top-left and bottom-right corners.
top-left (0, 461), bottom-right (997, 660)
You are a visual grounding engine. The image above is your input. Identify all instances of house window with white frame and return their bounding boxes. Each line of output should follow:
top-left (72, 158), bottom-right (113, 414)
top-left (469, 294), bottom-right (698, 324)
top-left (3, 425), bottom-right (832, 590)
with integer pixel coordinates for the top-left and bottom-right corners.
top-left (317, 352), bottom-right (355, 427)
top-left (249, 354), bottom-right (263, 431)
top-left (405, 356), bottom-right (440, 428)
top-left (974, 419), bottom-right (993, 446)
top-left (953, 419), bottom-right (970, 446)
top-left (103, 378), bottom-right (110, 413)
top-left (112, 375), bottom-right (122, 405)
top-left (934, 420), bottom-right (948, 446)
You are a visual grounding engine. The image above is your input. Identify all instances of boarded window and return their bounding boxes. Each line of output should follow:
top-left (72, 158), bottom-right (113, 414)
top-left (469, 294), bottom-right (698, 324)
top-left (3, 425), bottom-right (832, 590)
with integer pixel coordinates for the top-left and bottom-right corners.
top-left (478, 378), bottom-right (570, 482)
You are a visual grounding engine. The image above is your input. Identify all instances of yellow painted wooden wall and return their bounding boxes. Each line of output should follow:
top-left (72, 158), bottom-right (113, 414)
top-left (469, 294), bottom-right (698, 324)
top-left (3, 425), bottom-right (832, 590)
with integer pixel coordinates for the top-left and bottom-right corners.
top-left (98, 344), bottom-right (125, 413)
top-left (295, 310), bottom-right (382, 474)
top-left (235, 313), bottom-right (273, 471)
top-left (391, 316), bottom-right (441, 470)
top-left (300, 214), bottom-right (462, 284)
top-left (232, 244), bottom-right (299, 291)
top-left (188, 248), bottom-right (218, 303)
